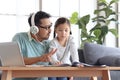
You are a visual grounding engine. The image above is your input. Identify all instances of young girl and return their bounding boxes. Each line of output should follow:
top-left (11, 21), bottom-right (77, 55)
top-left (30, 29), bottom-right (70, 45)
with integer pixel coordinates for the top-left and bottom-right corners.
top-left (48, 17), bottom-right (83, 80)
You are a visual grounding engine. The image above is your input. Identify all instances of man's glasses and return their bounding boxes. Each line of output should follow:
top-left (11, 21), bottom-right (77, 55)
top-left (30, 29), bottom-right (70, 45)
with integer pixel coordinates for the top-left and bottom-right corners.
top-left (39, 24), bottom-right (52, 30)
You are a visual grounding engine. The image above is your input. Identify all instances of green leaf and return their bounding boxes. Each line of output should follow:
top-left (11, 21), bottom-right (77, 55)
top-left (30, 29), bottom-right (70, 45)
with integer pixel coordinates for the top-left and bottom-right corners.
top-left (109, 18), bottom-right (117, 21)
top-left (93, 29), bottom-right (101, 38)
top-left (109, 0), bottom-right (119, 6)
top-left (81, 29), bottom-right (89, 38)
top-left (101, 26), bottom-right (108, 35)
top-left (109, 29), bottom-right (118, 37)
top-left (90, 23), bottom-right (101, 32)
top-left (105, 9), bottom-right (113, 18)
top-left (92, 16), bottom-right (105, 21)
top-left (94, 10), bottom-right (101, 14)
top-left (77, 14), bottom-right (90, 29)
top-left (98, 26), bottom-right (108, 41)
top-left (93, 19), bottom-right (106, 23)
top-left (98, 2), bottom-right (107, 6)
top-left (111, 12), bottom-right (116, 15)
top-left (99, 0), bottom-right (107, 4)
top-left (80, 15), bottom-right (90, 25)
top-left (70, 12), bottom-right (78, 24)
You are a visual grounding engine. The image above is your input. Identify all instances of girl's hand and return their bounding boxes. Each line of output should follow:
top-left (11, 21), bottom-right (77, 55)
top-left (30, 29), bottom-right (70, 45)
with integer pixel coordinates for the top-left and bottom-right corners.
top-left (78, 64), bottom-right (84, 67)
top-left (55, 61), bottom-right (62, 65)
top-left (69, 77), bottom-right (73, 80)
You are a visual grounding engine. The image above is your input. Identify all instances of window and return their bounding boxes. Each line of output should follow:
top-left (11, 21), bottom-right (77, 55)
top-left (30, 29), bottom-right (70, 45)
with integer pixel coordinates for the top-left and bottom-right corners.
top-left (0, 0), bottom-right (39, 42)
top-left (0, 0), bottom-right (117, 48)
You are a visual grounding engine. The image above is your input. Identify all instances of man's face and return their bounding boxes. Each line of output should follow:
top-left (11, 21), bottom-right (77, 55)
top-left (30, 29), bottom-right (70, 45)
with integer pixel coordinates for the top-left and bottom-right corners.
top-left (36, 18), bottom-right (52, 41)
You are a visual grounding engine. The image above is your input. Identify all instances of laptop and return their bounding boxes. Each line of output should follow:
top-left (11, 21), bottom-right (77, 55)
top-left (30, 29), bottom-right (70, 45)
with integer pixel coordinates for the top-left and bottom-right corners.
top-left (0, 42), bottom-right (25, 67)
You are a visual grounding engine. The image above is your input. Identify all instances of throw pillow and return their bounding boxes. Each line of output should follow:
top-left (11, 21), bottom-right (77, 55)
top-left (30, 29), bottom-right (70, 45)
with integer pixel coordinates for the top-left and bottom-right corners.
top-left (83, 42), bottom-right (120, 64)
top-left (98, 55), bottom-right (120, 66)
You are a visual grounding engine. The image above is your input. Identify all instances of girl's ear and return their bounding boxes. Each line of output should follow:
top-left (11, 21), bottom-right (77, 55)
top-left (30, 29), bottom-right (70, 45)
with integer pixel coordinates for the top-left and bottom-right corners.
top-left (70, 31), bottom-right (72, 35)
top-left (53, 31), bottom-right (56, 38)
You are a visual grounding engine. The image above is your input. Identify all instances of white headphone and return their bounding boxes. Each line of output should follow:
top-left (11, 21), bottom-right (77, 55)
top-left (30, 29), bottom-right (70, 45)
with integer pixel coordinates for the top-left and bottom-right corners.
top-left (30, 13), bottom-right (39, 35)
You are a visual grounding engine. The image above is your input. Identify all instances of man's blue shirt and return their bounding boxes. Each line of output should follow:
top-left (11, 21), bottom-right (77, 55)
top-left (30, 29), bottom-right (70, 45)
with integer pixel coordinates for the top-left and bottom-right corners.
top-left (12, 32), bottom-right (50, 80)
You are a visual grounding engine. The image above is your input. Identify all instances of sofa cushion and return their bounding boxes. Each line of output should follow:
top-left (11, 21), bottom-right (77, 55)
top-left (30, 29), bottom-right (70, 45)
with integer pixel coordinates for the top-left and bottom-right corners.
top-left (83, 42), bottom-right (120, 64)
top-left (98, 55), bottom-right (120, 66)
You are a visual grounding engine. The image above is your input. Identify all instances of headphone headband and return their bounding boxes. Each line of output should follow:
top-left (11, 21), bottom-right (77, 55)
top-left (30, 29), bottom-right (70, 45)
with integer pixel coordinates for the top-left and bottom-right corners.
top-left (31, 13), bottom-right (36, 26)
top-left (30, 13), bottom-right (39, 35)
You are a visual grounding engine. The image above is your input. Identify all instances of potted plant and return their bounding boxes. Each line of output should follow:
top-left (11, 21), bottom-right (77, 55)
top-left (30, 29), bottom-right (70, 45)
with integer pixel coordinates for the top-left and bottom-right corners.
top-left (70, 0), bottom-right (119, 47)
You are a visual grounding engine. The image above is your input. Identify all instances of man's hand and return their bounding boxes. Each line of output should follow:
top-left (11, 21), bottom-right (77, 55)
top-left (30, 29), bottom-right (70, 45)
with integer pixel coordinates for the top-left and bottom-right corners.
top-left (39, 48), bottom-right (57, 62)
top-left (24, 48), bottom-right (57, 65)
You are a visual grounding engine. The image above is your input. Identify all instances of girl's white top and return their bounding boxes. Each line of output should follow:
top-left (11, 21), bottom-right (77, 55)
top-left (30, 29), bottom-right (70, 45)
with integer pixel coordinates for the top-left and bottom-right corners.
top-left (49, 36), bottom-right (79, 65)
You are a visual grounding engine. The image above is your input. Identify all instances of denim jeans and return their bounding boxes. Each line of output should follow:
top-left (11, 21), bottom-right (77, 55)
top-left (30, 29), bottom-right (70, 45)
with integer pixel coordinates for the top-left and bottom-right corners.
top-left (48, 77), bottom-right (68, 80)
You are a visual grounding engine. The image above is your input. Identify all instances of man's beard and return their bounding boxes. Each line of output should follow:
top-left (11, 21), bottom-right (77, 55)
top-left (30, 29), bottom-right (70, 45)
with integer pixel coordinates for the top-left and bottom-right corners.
top-left (36, 33), bottom-right (50, 41)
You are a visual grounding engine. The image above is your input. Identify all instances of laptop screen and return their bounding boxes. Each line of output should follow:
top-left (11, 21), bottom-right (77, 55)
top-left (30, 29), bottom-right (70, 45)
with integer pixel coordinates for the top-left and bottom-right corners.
top-left (0, 42), bottom-right (25, 67)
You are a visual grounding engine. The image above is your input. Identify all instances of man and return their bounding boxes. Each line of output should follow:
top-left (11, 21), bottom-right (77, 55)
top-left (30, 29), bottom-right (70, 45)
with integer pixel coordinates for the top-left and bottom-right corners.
top-left (12, 11), bottom-right (56, 80)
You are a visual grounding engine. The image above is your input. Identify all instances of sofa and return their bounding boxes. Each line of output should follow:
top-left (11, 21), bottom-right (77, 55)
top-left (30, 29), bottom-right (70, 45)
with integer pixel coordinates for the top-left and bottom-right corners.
top-left (75, 42), bottom-right (120, 80)
top-left (0, 42), bottom-right (120, 80)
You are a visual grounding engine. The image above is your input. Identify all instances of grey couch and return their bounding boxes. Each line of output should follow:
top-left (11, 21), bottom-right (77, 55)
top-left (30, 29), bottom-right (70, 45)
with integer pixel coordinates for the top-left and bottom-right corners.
top-left (0, 42), bottom-right (120, 80)
top-left (75, 42), bottom-right (120, 80)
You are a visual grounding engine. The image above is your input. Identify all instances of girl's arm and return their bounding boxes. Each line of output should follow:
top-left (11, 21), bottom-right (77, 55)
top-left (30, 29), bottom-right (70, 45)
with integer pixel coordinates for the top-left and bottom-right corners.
top-left (69, 36), bottom-right (79, 62)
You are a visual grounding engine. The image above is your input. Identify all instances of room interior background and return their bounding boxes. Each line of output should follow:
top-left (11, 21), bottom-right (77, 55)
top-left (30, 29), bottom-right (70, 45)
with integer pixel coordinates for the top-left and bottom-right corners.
top-left (0, 0), bottom-right (120, 49)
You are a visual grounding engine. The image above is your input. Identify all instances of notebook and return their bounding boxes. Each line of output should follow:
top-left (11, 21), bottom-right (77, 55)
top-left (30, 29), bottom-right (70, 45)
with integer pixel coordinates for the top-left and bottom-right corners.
top-left (0, 42), bottom-right (25, 67)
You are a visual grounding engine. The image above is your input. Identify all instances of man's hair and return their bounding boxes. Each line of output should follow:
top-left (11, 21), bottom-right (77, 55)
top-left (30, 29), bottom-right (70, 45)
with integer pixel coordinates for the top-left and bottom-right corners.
top-left (28, 11), bottom-right (51, 26)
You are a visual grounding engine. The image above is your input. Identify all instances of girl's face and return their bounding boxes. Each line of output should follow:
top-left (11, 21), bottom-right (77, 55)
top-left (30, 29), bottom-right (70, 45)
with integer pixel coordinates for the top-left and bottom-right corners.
top-left (55, 23), bottom-right (70, 40)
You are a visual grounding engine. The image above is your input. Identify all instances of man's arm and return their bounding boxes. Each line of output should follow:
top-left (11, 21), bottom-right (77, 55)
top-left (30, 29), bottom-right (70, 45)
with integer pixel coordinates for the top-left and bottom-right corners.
top-left (24, 48), bottom-right (57, 65)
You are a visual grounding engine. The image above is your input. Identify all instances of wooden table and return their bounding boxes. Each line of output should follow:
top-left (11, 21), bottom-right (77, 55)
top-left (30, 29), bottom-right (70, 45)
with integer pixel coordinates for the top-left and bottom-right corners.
top-left (0, 66), bottom-right (120, 80)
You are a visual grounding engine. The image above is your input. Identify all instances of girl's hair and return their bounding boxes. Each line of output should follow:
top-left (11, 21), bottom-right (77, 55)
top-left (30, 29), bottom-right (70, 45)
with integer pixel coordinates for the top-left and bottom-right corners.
top-left (53, 17), bottom-right (72, 38)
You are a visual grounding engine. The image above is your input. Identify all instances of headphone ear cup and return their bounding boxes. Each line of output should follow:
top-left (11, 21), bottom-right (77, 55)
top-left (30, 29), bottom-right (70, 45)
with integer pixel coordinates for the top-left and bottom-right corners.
top-left (30, 26), bottom-right (39, 35)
